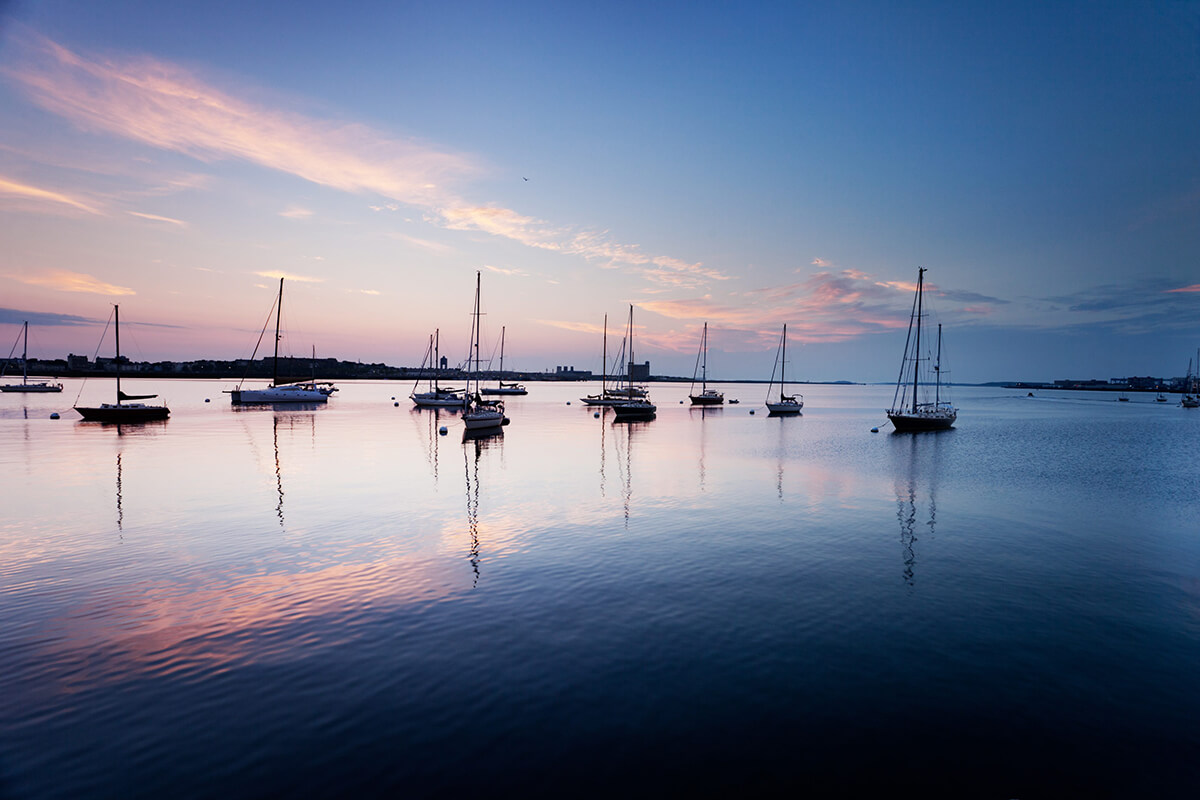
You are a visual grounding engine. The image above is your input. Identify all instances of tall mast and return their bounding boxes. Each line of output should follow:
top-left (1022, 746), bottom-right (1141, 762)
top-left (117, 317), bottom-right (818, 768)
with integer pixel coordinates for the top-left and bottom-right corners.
top-left (114, 304), bottom-right (122, 403)
top-left (499, 326), bottom-right (506, 376)
top-left (701, 322), bottom-right (708, 391)
top-left (601, 314), bottom-right (607, 392)
top-left (22, 321), bottom-right (28, 384)
top-left (273, 277), bottom-right (284, 387)
top-left (434, 329), bottom-right (440, 391)
top-left (627, 305), bottom-right (634, 388)
top-left (935, 322), bottom-right (942, 407)
top-left (781, 324), bottom-right (787, 400)
top-left (912, 268), bottom-right (925, 414)
top-left (472, 271), bottom-right (482, 394)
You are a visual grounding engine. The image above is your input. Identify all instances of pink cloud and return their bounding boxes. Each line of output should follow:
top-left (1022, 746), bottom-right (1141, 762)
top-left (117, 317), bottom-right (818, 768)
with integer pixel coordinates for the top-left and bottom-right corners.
top-left (11, 269), bottom-right (135, 295)
top-left (0, 174), bottom-right (102, 214)
top-left (1166, 284), bottom-right (1200, 293)
top-left (7, 32), bottom-right (730, 292)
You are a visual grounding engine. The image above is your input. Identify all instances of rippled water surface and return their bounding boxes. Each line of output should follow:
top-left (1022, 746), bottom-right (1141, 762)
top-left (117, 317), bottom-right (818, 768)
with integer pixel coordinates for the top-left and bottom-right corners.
top-left (2, 380), bottom-right (1199, 797)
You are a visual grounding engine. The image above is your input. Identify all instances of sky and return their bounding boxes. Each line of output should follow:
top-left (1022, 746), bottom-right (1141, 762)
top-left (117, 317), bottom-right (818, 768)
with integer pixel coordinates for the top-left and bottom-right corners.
top-left (1, 0), bottom-right (1198, 383)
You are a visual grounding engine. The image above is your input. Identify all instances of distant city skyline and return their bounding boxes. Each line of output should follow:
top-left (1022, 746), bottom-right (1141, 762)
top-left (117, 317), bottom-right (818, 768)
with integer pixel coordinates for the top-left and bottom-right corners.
top-left (2, 1), bottom-right (1198, 382)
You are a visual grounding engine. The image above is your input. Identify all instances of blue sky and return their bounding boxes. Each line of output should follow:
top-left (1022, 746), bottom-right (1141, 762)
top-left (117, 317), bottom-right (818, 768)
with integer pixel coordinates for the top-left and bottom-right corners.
top-left (1, 1), bottom-right (1198, 382)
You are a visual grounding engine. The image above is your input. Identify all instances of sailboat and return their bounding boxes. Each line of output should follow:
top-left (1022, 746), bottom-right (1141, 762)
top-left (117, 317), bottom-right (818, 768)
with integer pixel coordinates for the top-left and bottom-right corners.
top-left (75, 305), bottom-right (169, 422)
top-left (228, 278), bottom-right (336, 404)
top-left (581, 314), bottom-right (615, 406)
top-left (462, 271), bottom-right (508, 433)
top-left (1, 321), bottom-right (63, 392)
top-left (764, 324), bottom-right (803, 415)
top-left (688, 322), bottom-right (723, 406)
top-left (887, 267), bottom-right (957, 431)
top-left (1182, 354), bottom-right (1199, 408)
top-left (480, 326), bottom-right (527, 395)
top-left (411, 329), bottom-right (467, 408)
top-left (611, 305), bottom-right (656, 421)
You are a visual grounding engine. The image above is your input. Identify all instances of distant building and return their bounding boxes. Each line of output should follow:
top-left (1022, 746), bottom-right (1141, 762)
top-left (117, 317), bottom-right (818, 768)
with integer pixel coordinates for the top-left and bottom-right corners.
top-left (67, 353), bottom-right (90, 370)
top-left (630, 361), bottom-right (650, 381)
top-left (554, 365), bottom-right (593, 380)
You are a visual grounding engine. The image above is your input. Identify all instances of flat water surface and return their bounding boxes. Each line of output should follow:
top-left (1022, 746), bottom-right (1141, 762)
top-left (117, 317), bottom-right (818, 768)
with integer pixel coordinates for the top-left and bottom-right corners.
top-left (2, 381), bottom-right (1199, 796)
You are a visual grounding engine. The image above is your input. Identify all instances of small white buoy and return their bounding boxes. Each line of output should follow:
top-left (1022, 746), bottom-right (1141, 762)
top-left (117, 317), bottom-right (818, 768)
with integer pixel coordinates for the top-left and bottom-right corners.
top-left (871, 427), bottom-right (879, 433)
top-left (205, 398), bottom-right (211, 403)
top-left (749, 409), bottom-right (755, 415)
top-left (594, 411), bottom-right (600, 418)
top-left (394, 402), bottom-right (399, 407)
top-left (50, 412), bottom-right (60, 419)
top-left (439, 426), bottom-right (448, 436)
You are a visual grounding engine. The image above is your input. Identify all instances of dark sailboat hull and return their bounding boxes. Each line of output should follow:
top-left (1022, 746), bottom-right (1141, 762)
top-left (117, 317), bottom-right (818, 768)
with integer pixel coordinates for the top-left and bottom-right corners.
top-left (888, 411), bottom-right (955, 432)
top-left (612, 402), bottom-right (656, 420)
top-left (76, 404), bottom-right (170, 422)
top-left (689, 393), bottom-right (724, 406)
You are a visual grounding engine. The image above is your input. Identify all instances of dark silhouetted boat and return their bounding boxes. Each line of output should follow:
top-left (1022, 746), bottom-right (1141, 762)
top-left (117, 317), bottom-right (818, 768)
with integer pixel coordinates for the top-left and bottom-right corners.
top-left (765, 324), bottom-right (803, 415)
top-left (1, 321), bottom-right (63, 393)
top-left (75, 305), bottom-right (170, 422)
top-left (480, 326), bottom-right (527, 396)
top-left (887, 267), bottom-right (956, 431)
top-left (1183, 354), bottom-right (1199, 408)
top-left (612, 305), bottom-right (656, 421)
top-left (462, 271), bottom-right (507, 433)
top-left (689, 322), bottom-right (723, 406)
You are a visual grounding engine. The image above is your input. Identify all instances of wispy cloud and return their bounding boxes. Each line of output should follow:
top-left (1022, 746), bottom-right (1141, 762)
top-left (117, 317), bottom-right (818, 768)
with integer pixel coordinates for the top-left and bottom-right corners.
top-left (386, 231), bottom-right (454, 255)
top-left (356, 289), bottom-right (381, 296)
top-left (279, 205), bottom-right (313, 219)
top-left (6, 32), bottom-right (727, 290)
top-left (638, 268), bottom-right (1006, 345)
top-left (532, 319), bottom-right (608, 335)
top-left (1167, 284), bottom-right (1200, 293)
top-left (483, 264), bottom-right (529, 277)
top-left (10, 269), bottom-right (135, 295)
top-left (128, 210), bottom-right (187, 226)
top-left (6, 33), bottom-right (475, 208)
top-left (0, 174), bottom-right (102, 214)
top-left (253, 270), bottom-right (323, 283)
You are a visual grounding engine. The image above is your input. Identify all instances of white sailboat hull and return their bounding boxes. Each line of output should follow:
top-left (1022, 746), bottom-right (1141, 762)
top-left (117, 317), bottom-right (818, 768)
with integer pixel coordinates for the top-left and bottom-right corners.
top-left (412, 391), bottom-right (466, 408)
top-left (463, 409), bottom-right (506, 430)
top-left (766, 398), bottom-right (803, 415)
top-left (230, 384), bottom-right (333, 404)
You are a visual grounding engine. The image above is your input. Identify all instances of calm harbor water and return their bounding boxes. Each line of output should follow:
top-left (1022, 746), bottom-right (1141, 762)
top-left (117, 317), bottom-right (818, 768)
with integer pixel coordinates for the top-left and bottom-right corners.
top-left (2, 380), bottom-right (1199, 797)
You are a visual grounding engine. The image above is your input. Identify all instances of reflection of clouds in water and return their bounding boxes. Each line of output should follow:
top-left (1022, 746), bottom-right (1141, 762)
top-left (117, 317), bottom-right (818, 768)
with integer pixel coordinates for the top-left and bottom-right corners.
top-left (25, 550), bottom-right (468, 694)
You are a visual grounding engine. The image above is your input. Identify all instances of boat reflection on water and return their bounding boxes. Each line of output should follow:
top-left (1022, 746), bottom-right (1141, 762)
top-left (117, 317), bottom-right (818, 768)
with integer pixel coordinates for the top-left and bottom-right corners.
top-left (889, 431), bottom-right (944, 587)
top-left (462, 431), bottom-right (503, 587)
top-left (273, 415), bottom-right (285, 528)
top-left (413, 405), bottom-right (455, 484)
top-left (691, 403), bottom-right (720, 492)
top-left (115, 451), bottom-right (123, 532)
top-left (231, 401), bottom-right (327, 413)
top-left (611, 419), bottom-right (649, 527)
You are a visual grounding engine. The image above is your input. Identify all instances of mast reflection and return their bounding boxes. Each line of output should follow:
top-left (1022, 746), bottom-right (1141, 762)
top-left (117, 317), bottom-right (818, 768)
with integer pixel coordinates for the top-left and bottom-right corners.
top-left (462, 432), bottom-right (502, 587)
top-left (612, 420), bottom-right (648, 527)
top-left (115, 451), bottom-right (123, 532)
top-left (890, 432), bottom-right (943, 587)
top-left (273, 414), bottom-right (285, 528)
top-left (412, 405), bottom-right (447, 485)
